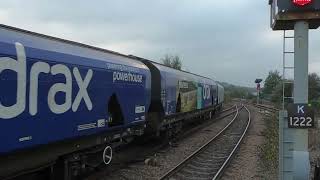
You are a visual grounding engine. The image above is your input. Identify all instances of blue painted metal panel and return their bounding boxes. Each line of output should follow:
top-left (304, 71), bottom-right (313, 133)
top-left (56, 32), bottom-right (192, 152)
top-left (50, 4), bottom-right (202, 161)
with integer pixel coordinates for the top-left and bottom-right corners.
top-left (0, 32), bottom-right (151, 154)
top-left (151, 63), bottom-right (217, 115)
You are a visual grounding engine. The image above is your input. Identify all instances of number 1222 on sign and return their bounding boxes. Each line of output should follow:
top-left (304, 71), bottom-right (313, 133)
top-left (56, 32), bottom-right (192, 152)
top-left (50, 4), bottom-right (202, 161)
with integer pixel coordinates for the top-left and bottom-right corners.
top-left (288, 116), bottom-right (314, 128)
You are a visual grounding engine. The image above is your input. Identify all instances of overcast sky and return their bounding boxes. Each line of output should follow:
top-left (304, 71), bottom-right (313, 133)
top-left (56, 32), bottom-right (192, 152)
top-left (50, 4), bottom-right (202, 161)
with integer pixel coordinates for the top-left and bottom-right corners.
top-left (0, 1), bottom-right (319, 87)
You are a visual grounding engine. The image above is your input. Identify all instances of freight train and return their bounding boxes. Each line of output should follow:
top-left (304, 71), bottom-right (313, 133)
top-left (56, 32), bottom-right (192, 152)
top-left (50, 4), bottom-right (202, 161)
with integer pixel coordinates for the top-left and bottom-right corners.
top-left (0, 24), bottom-right (224, 180)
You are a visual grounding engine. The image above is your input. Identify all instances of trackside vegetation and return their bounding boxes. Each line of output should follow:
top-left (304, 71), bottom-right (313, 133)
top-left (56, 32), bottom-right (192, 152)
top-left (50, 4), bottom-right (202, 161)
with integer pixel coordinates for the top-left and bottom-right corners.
top-left (259, 114), bottom-right (279, 179)
top-left (262, 70), bottom-right (320, 110)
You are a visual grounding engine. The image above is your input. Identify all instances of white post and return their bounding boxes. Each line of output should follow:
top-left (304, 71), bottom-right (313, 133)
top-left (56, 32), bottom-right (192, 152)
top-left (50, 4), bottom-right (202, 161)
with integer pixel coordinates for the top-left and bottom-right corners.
top-left (292, 21), bottom-right (310, 180)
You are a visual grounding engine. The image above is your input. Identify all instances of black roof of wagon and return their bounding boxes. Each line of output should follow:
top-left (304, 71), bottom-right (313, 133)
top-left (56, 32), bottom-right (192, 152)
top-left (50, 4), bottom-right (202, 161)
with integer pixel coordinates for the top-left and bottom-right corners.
top-left (128, 55), bottom-right (215, 81)
top-left (0, 24), bottom-right (216, 82)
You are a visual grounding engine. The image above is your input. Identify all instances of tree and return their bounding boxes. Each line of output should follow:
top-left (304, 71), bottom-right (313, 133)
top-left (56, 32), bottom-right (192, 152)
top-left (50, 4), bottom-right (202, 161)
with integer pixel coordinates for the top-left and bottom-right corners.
top-left (270, 80), bottom-right (293, 104)
top-left (263, 70), bottom-right (320, 106)
top-left (308, 73), bottom-right (320, 101)
top-left (221, 82), bottom-right (255, 102)
top-left (263, 70), bottom-right (282, 96)
top-left (161, 54), bottom-right (182, 70)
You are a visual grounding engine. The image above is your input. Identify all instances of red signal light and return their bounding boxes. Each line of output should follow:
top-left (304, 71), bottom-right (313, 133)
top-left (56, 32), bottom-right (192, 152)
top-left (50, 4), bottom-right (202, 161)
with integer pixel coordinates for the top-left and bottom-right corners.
top-left (293, 0), bottom-right (312, 6)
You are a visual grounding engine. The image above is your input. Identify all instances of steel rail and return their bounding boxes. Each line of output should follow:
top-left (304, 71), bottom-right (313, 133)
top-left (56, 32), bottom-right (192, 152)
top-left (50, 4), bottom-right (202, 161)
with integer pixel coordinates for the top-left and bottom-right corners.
top-left (219, 105), bottom-right (236, 114)
top-left (169, 104), bottom-right (239, 150)
top-left (159, 104), bottom-right (244, 180)
top-left (212, 105), bottom-right (251, 180)
top-left (212, 105), bottom-right (237, 121)
top-left (254, 103), bottom-right (279, 112)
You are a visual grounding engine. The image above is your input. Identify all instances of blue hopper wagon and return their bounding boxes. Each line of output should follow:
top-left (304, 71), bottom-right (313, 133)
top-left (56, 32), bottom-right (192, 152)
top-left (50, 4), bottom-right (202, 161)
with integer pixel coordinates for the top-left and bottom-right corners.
top-left (0, 25), bottom-right (224, 180)
top-left (0, 24), bottom-right (151, 179)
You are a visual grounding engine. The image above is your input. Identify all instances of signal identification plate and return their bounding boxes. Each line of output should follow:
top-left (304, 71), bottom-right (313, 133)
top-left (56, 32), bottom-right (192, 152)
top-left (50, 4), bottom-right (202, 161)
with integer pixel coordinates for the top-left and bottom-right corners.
top-left (287, 103), bottom-right (315, 128)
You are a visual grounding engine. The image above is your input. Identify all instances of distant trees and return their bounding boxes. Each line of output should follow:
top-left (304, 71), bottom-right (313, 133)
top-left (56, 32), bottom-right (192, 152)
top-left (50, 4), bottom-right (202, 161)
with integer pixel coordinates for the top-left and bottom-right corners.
top-left (269, 82), bottom-right (282, 104)
top-left (263, 70), bottom-right (282, 96)
top-left (270, 80), bottom-right (293, 104)
top-left (262, 70), bottom-right (320, 107)
top-left (263, 70), bottom-right (293, 105)
top-left (308, 73), bottom-right (320, 101)
top-left (221, 82), bottom-right (256, 102)
top-left (308, 73), bottom-right (320, 110)
top-left (161, 54), bottom-right (182, 70)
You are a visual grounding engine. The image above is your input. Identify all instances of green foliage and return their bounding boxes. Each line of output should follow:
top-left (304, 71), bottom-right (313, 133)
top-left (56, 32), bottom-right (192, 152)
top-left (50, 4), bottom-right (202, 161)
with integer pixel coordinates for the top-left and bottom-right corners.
top-left (308, 73), bottom-right (320, 111)
top-left (263, 70), bottom-right (320, 108)
top-left (259, 114), bottom-right (279, 179)
top-left (308, 73), bottom-right (320, 101)
top-left (270, 80), bottom-right (293, 105)
top-left (161, 54), bottom-right (182, 70)
top-left (263, 70), bottom-right (281, 97)
top-left (221, 82), bottom-right (255, 102)
top-left (270, 82), bottom-right (282, 104)
top-left (309, 99), bottom-right (320, 112)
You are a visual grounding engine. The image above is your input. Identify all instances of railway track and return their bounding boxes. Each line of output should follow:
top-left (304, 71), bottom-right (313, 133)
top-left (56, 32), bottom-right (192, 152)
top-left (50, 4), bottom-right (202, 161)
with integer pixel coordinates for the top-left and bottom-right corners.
top-left (175, 105), bottom-right (238, 141)
top-left (254, 104), bottom-right (279, 113)
top-left (159, 105), bottom-right (251, 180)
top-left (85, 105), bottom-right (238, 180)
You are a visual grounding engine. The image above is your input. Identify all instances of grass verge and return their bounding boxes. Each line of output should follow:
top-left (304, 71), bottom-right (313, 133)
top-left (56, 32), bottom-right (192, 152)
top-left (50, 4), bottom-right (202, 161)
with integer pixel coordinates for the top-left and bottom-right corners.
top-left (258, 113), bottom-right (279, 179)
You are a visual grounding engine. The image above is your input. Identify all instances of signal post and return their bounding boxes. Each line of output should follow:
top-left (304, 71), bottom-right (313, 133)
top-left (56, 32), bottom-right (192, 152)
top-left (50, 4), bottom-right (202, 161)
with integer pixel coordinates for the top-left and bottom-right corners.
top-left (269, 0), bottom-right (320, 179)
top-left (255, 79), bottom-right (263, 104)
